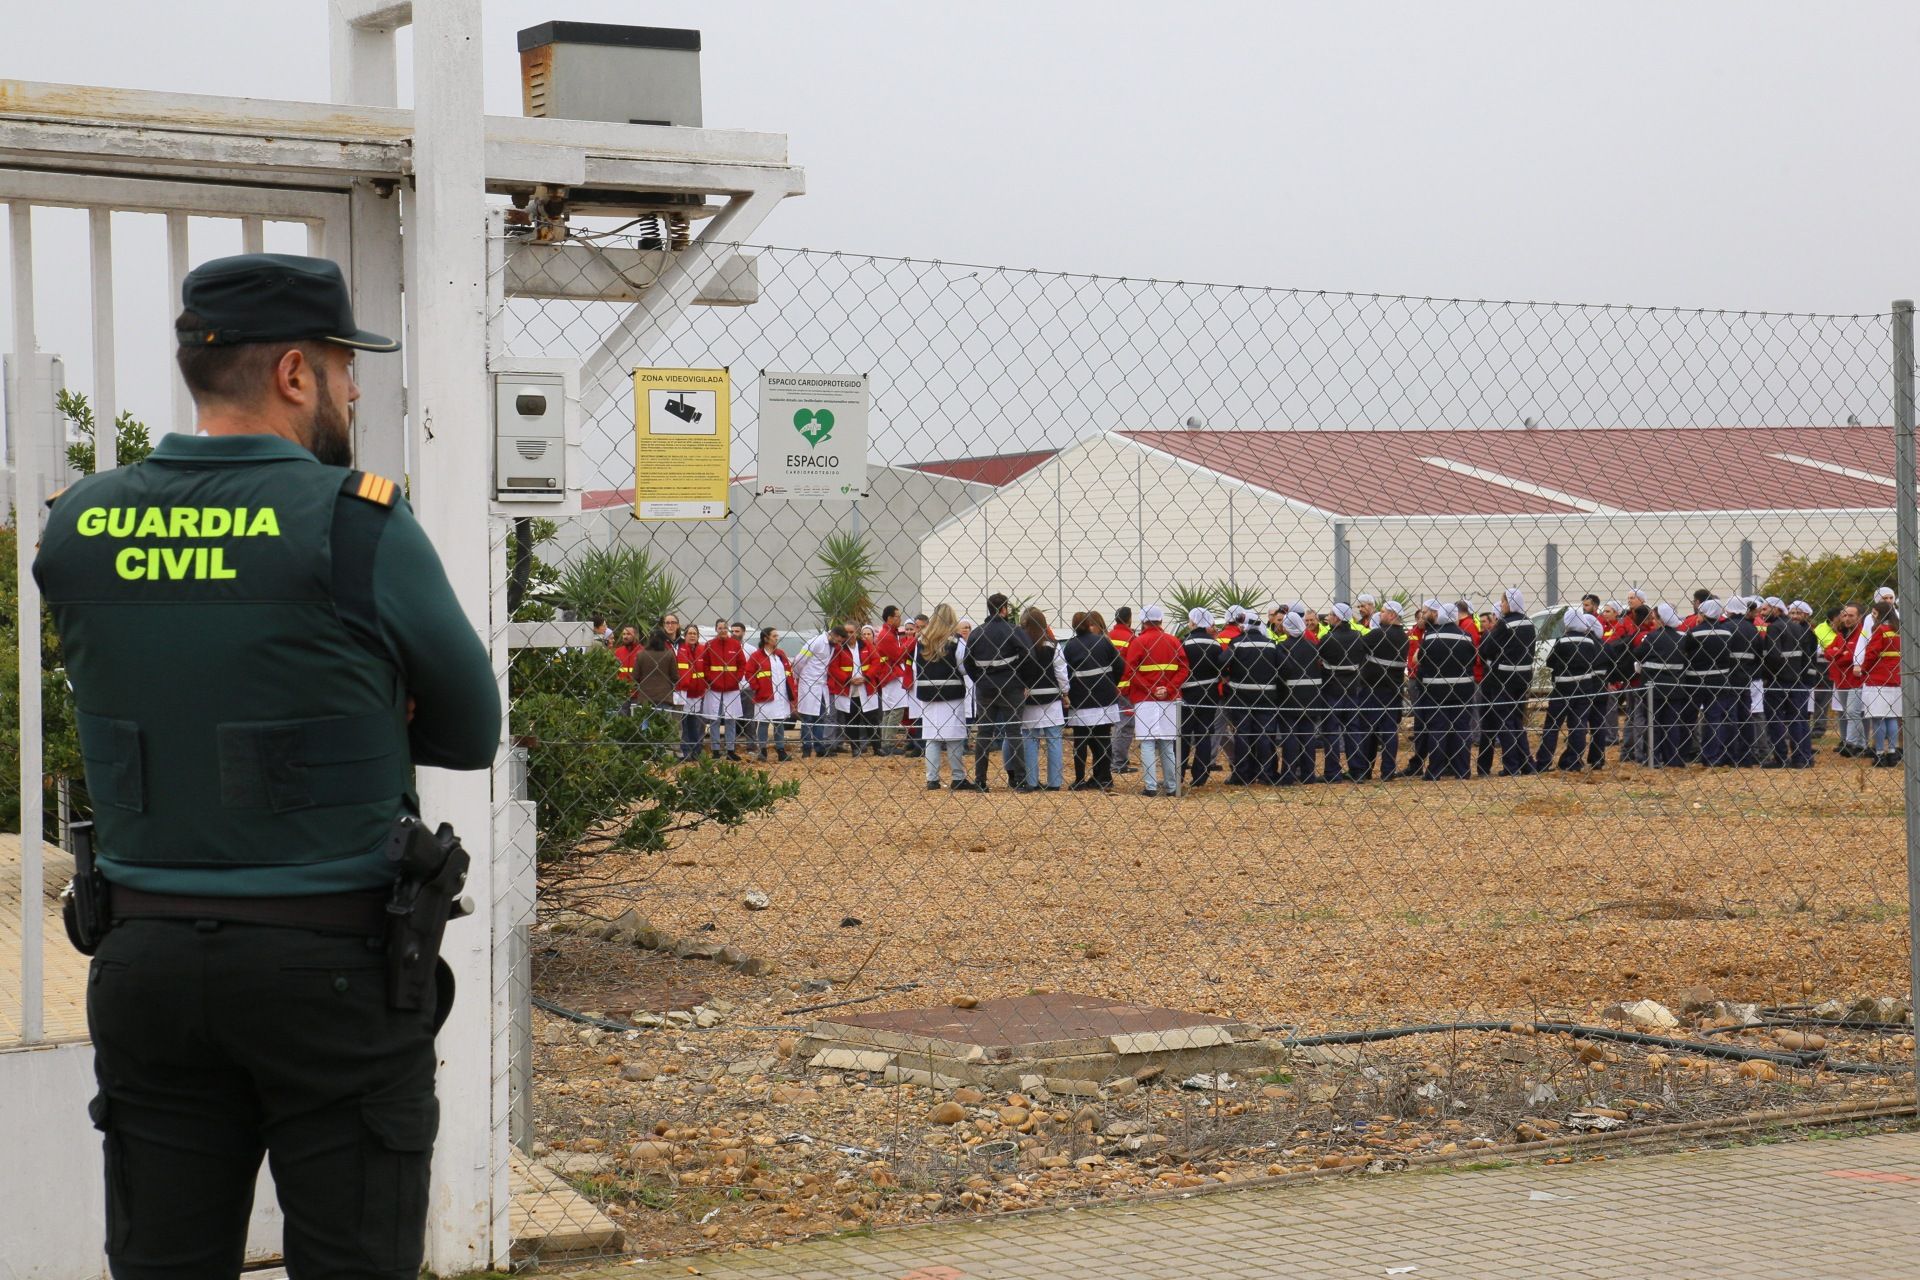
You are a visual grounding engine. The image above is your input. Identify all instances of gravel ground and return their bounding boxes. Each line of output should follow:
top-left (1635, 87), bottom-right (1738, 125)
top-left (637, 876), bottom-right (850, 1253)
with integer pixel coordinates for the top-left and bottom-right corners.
top-left (521, 747), bottom-right (1915, 1265)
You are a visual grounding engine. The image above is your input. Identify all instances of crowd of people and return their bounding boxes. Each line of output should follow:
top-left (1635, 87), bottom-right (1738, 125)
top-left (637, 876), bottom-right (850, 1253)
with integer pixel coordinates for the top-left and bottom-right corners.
top-left (596, 585), bottom-right (1901, 794)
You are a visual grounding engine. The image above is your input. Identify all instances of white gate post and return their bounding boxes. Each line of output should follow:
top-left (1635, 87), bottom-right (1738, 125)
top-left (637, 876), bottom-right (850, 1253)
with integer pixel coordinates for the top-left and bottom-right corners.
top-left (409, 0), bottom-right (502, 1271)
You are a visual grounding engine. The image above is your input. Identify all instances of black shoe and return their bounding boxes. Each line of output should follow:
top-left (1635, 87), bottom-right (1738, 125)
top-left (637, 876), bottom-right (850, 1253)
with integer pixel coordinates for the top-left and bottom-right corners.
top-left (1068, 779), bottom-right (1092, 791)
top-left (1873, 753), bottom-right (1897, 768)
top-left (1142, 788), bottom-right (1159, 797)
top-left (1224, 777), bottom-right (1247, 786)
top-left (952, 779), bottom-right (979, 792)
top-left (1189, 773), bottom-right (1209, 789)
top-left (1378, 770), bottom-right (1398, 782)
top-left (1046, 785), bottom-right (1064, 792)
top-left (1761, 760), bottom-right (1786, 769)
top-left (927, 780), bottom-right (943, 790)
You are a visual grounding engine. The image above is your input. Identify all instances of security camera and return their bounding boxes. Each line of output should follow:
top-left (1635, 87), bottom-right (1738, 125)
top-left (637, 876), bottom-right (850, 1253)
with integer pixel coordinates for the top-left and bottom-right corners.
top-left (664, 393), bottom-right (703, 425)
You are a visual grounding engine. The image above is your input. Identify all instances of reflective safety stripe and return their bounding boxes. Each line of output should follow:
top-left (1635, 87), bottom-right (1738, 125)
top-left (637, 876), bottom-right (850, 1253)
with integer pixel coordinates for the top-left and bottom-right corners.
top-left (1692, 667), bottom-right (1730, 676)
top-left (1422, 633), bottom-right (1474, 644)
top-left (1228, 681), bottom-right (1274, 691)
top-left (917, 679), bottom-right (964, 692)
top-left (1423, 675), bottom-right (1474, 684)
top-left (1555, 670), bottom-right (1602, 682)
top-left (1139, 663), bottom-right (1180, 672)
top-left (1181, 680), bottom-right (1215, 689)
top-left (972, 656), bottom-right (1019, 668)
top-left (1496, 663), bottom-right (1533, 672)
top-left (1366, 654), bottom-right (1405, 667)
top-left (1324, 664), bottom-right (1360, 673)
top-left (1290, 677), bottom-right (1324, 686)
top-left (1639, 661), bottom-right (1684, 671)
top-left (1029, 685), bottom-right (1060, 697)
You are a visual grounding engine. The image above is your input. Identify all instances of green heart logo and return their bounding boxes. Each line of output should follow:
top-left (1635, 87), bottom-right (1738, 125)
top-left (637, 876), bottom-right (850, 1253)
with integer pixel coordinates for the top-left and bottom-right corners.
top-left (793, 407), bottom-right (835, 446)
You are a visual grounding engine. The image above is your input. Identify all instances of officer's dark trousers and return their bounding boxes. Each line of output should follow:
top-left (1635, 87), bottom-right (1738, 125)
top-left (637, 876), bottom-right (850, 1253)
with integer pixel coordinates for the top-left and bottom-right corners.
top-left (974, 694), bottom-right (1026, 787)
top-left (1699, 688), bottom-right (1740, 765)
top-left (1477, 688), bottom-right (1533, 775)
top-left (1320, 692), bottom-right (1352, 780)
top-left (1180, 703), bottom-right (1219, 783)
top-left (1228, 707), bottom-right (1279, 784)
top-left (1767, 688), bottom-right (1813, 768)
top-left (1421, 698), bottom-right (1471, 779)
top-left (88, 919), bottom-right (438, 1280)
top-left (1535, 691), bottom-right (1602, 770)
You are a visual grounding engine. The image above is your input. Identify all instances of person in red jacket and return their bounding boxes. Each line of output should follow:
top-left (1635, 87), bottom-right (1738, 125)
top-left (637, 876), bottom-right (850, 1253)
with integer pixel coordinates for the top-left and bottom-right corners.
top-left (1856, 605), bottom-right (1900, 765)
top-left (1122, 604), bottom-right (1190, 797)
top-left (612, 625), bottom-right (642, 710)
top-left (874, 605), bottom-right (911, 755)
top-left (1825, 604), bottom-right (1864, 757)
top-left (744, 626), bottom-right (798, 762)
top-left (1107, 606), bottom-right (1137, 774)
top-left (828, 622), bottom-right (886, 757)
top-left (701, 620), bottom-right (747, 760)
top-left (674, 624), bottom-right (707, 761)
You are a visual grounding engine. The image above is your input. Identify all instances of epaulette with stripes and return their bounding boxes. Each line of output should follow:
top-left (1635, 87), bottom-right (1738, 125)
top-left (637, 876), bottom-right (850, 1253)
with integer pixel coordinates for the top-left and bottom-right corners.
top-left (342, 470), bottom-right (399, 508)
top-left (44, 484), bottom-right (70, 509)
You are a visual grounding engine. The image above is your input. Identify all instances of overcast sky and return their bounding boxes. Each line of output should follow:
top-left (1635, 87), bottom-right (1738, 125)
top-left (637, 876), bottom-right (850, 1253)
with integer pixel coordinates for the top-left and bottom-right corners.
top-left (4, 1), bottom-right (1916, 448)
top-left (9, 0), bottom-right (1916, 310)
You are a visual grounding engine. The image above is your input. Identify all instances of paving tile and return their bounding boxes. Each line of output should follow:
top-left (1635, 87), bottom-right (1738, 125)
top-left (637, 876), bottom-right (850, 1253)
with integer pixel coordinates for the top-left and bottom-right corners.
top-left (618, 1130), bottom-right (1920, 1280)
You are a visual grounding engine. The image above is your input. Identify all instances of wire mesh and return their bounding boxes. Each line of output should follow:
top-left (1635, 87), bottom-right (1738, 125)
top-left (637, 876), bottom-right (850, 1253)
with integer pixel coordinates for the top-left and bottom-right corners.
top-left (488, 233), bottom-right (1915, 1267)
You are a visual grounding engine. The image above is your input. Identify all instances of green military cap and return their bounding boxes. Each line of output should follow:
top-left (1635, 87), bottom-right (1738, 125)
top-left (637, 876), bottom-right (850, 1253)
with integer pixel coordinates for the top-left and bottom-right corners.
top-left (178, 253), bottom-right (399, 352)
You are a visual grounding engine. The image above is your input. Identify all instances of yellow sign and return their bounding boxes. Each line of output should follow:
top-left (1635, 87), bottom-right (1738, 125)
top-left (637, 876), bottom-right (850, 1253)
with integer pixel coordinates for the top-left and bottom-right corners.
top-left (632, 367), bottom-right (731, 520)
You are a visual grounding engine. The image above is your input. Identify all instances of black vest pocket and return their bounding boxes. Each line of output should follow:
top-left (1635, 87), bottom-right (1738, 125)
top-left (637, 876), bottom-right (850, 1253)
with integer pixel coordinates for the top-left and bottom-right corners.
top-left (218, 713), bottom-right (409, 813)
top-left (76, 712), bottom-right (146, 813)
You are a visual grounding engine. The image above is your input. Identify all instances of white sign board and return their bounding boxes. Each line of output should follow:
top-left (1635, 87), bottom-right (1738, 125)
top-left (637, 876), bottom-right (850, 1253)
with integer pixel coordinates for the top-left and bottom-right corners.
top-left (755, 371), bottom-right (870, 500)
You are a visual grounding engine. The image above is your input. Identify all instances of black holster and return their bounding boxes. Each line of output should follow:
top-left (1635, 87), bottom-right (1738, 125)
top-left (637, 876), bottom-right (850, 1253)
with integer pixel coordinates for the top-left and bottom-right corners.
top-left (61, 820), bottom-right (111, 956)
top-left (383, 816), bottom-right (472, 1017)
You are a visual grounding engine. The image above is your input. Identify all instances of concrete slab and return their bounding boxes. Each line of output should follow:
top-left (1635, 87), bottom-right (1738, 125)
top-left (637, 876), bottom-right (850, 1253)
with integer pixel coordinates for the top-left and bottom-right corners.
top-left (802, 993), bottom-right (1273, 1089)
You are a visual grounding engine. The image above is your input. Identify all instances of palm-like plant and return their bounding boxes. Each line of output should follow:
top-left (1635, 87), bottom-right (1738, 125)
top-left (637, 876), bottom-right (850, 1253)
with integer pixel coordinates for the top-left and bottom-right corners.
top-left (549, 546), bottom-right (682, 627)
top-left (812, 531), bottom-right (879, 628)
top-left (1166, 580), bottom-right (1218, 626)
top-left (1213, 580), bottom-right (1263, 614)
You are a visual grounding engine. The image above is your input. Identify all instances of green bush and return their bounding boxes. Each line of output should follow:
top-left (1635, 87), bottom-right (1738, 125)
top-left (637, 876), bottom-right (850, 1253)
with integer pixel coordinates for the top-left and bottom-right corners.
top-left (1761, 547), bottom-right (1895, 618)
top-left (547, 544), bottom-right (682, 629)
top-left (812, 531), bottom-right (878, 628)
top-left (1, 523), bottom-right (83, 836)
top-left (508, 645), bottom-right (796, 872)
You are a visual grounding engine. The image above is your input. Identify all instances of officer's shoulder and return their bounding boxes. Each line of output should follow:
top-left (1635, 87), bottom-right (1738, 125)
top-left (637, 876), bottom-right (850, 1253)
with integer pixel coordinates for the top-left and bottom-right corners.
top-left (43, 467), bottom-right (116, 509)
top-left (339, 469), bottom-right (403, 511)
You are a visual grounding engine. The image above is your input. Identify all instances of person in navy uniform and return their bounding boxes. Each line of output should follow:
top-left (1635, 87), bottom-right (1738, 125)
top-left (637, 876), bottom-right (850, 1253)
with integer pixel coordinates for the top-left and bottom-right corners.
top-left (34, 254), bottom-right (500, 1280)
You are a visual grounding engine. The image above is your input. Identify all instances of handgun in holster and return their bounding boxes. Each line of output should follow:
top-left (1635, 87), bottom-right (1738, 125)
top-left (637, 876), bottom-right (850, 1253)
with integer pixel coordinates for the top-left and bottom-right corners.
top-left (384, 816), bottom-right (474, 1019)
top-left (61, 820), bottom-right (111, 956)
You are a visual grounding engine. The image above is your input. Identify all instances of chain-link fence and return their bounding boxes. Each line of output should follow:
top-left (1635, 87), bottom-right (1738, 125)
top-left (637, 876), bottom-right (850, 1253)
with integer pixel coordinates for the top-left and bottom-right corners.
top-left (488, 232), bottom-right (1915, 1266)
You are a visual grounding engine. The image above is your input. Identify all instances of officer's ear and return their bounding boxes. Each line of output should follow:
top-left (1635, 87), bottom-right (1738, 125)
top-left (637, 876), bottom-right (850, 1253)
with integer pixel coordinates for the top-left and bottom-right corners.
top-left (271, 344), bottom-right (329, 407)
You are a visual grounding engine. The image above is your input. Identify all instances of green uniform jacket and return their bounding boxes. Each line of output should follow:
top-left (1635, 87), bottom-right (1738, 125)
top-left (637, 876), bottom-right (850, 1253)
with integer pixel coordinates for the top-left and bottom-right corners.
top-left (33, 434), bottom-right (500, 896)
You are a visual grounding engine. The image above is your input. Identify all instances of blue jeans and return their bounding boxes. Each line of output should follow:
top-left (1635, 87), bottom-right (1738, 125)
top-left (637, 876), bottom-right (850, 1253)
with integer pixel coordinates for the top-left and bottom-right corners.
top-left (678, 704), bottom-right (704, 760)
top-left (1022, 722), bottom-right (1064, 788)
top-left (752, 717), bottom-right (789, 755)
top-left (925, 738), bottom-right (965, 783)
top-left (1138, 737), bottom-right (1180, 794)
top-left (1841, 688), bottom-right (1867, 748)
top-left (799, 710), bottom-right (831, 755)
top-left (1871, 716), bottom-right (1900, 754)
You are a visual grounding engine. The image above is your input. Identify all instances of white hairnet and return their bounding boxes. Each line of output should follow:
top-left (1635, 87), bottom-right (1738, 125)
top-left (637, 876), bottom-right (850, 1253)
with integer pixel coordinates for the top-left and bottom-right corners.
top-left (1188, 607), bottom-right (1214, 630)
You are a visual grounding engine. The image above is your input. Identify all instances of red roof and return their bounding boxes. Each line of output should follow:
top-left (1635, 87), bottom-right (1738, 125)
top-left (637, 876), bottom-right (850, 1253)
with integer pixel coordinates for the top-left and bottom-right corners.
top-left (905, 450), bottom-right (1058, 488)
top-left (1116, 427), bottom-right (1893, 517)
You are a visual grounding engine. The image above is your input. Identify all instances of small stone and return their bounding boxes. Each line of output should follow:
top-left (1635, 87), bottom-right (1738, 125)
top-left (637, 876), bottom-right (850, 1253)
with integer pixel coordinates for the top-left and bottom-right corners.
top-left (928, 1102), bottom-right (967, 1125)
top-left (950, 995), bottom-right (979, 1009)
top-left (1772, 1030), bottom-right (1826, 1052)
top-left (1103, 1120), bottom-right (1144, 1137)
top-left (620, 1061), bottom-right (659, 1082)
top-left (999, 1106), bottom-right (1030, 1126)
top-left (693, 1006), bottom-right (723, 1029)
top-left (770, 1084), bottom-right (817, 1105)
top-left (578, 1028), bottom-right (605, 1047)
top-left (671, 939), bottom-right (725, 961)
top-left (575, 1136), bottom-right (606, 1152)
top-left (839, 916), bottom-right (862, 928)
top-left (728, 1056), bottom-right (778, 1076)
top-left (715, 946), bottom-right (750, 968)
top-left (743, 889), bottom-right (771, 911)
top-left (629, 1140), bottom-right (675, 1164)
top-left (953, 1087), bottom-right (987, 1105)
top-left (1104, 1077), bottom-right (1138, 1097)
top-left (1016, 1074), bottom-right (1047, 1093)
top-left (1043, 1077), bottom-right (1103, 1098)
top-left (1038, 1155), bottom-right (1069, 1169)
top-left (1119, 1133), bottom-right (1168, 1154)
top-left (818, 1073), bottom-right (843, 1088)
top-left (1314, 1153), bottom-right (1347, 1169)
top-left (1602, 999), bottom-right (1680, 1030)
top-left (1299, 1045), bottom-right (1361, 1067)
top-left (1073, 1155), bottom-right (1105, 1169)
top-left (630, 1012), bottom-right (666, 1028)
top-left (664, 1010), bottom-right (695, 1028)
top-left (736, 956), bottom-right (772, 977)
top-left (541, 1024), bottom-right (569, 1046)
top-left (776, 1035), bottom-right (800, 1058)
top-left (884, 1065), bottom-right (966, 1088)
top-left (1673, 984), bottom-right (1717, 1014)
top-left (1132, 1065), bottom-right (1165, 1083)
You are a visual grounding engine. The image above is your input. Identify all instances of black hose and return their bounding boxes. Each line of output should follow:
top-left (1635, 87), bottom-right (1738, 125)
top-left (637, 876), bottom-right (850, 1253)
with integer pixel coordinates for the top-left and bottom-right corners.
top-left (1698, 1018), bottom-right (1915, 1037)
top-left (1268, 1019), bottom-right (1864, 1072)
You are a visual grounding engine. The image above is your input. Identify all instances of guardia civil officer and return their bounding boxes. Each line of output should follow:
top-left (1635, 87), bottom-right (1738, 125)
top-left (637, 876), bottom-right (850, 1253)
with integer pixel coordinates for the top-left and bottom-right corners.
top-left (1348, 597), bottom-right (1408, 781)
top-left (33, 254), bottom-right (501, 1279)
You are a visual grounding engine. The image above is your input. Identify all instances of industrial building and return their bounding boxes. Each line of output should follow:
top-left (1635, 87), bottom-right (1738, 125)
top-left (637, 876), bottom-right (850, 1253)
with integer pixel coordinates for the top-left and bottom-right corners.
top-left (916, 426), bottom-right (1894, 619)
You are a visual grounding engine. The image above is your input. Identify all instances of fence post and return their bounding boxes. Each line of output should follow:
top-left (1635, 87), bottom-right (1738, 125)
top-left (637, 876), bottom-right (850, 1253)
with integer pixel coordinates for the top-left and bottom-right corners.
top-left (1544, 541), bottom-right (1559, 606)
top-left (1891, 298), bottom-right (1919, 1082)
top-left (1332, 522), bottom-right (1350, 603)
top-left (1739, 538), bottom-right (1754, 596)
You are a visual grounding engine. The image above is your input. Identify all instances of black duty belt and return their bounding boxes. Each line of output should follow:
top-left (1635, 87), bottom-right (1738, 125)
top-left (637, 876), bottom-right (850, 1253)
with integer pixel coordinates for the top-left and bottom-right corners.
top-left (111, 885), bottom-right (389, 935)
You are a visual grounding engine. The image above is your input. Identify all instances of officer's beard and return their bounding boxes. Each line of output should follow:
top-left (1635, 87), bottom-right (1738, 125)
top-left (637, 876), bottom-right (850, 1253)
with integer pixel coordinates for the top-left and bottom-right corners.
top-left (304, 362), bottom-right (355, 468)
